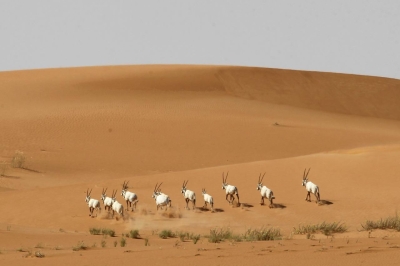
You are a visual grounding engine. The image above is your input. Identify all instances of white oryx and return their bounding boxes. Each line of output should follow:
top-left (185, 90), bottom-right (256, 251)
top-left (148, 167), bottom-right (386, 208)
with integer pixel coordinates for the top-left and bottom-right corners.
top-left (301, 168), bottom-right (321, 203)
top-left (221, 171), bottom-right (240, 205)
top-left (85, 188), bottom-right (101, 217)
top-left (111, 190), bottom-right (124, 219)
top-left (152, 183), bottom-right (172, 210)
top-left (121, 180), bottom-right (139, 212)
top-left (100, 188), bottom-right (113, 212)
top-left (201, 188), bottom-right (214, 212)
top-left (257, 172), bottom-right (275, 208)
top-left (181, 180), bottom-right (196, 210)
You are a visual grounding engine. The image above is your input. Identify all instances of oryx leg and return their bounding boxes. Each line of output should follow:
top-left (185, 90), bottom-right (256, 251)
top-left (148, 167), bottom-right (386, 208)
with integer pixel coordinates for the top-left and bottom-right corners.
top-left (192, 199), bottom-right (196, 210)
top-left (314, 192), bottom-right (320, 203)
top-left (261, 196), bottom-right (265, 205)
top-left (305, 192), bottom-right (311, 202)
top-left (235, 193), bottom-right (240, 205)
top-left (225, 194), bottom-right (230, 203)
top-left (185, 198), bottom-right (189, 209)
top-left (269, 198), bottom-right (273, 208)
top-left (203, 201), bottom-right (208, 209)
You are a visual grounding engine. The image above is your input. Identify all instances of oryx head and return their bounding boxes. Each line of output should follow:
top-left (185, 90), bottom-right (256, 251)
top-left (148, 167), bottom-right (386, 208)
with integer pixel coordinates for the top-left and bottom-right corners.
top-left (181, 180), bottom-right (188, 194)
top-left (121, 180), bottom-right (129, 196)
top-left (152, 182), bottom-right (162, 199)
top-left (302, 168), bottom-right (311, 186)
top-left (85, 188), bottom-right (92, 202)
top-left (111, 189), bottom-right (117, 203)
top-left (201, 188), bottom-right (207, 195)
top-left (257, 172), bottom-right (266, 190)
top-left (101, 188), bottom-right (108, 201)
top-left (222, 171), bottom-right (229, 190)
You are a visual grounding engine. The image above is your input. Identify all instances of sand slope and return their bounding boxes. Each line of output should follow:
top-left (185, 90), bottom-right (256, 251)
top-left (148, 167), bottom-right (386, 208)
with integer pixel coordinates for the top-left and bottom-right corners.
top-left (1, 65), bottom-right (400, 265)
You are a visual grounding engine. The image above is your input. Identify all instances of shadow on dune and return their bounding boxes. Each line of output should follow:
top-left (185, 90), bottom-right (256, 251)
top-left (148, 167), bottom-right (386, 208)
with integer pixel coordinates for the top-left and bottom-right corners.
top-left (197, 207), bottom-right (225, 213)
top-left (241, 203), bottom-right (254, 208)
top-left (271, 203), bottom-right (287, 209)
top-left (0, 175), bottom-right (20, 179)
top-left (318, 200), bottom-right (334, 206)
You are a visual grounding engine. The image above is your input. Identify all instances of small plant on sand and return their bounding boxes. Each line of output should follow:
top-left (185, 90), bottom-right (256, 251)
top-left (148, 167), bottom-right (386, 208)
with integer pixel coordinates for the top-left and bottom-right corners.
top-left (120, 237), bottom-right (127, 247)
top-left (177, 231), bottom-right (190, 242)
top-left (144, 238), bottom-right (150, 246)
top-left (242, 227), bottom-right (282, 241)
top-left (101, 228), bottom-right (115, 237)
top-left (11, 151), bottom-right (26, 169)
top-left (159, 229), bottom-right (175, 239)
top-left (35, 243), bottom-right (44, 248)
top-left (129, 229), bottom-right (140, 239)
top-left (34, 251), bottom-right (45, 258)
top-left (113, 241), bottom-right (118, 247)
top-left (293, 222), bottom-right (347, 236)
top-left (190, 234), bottom-right (201, 244)
top-left (89, 227), bottom-right (102, 235)
top-left (361, 214), bottom-right (400, 231)
top-left (208, 227), bottom-right (237, 243)
top-left (101, 239), bottom-right (106, 248)
top-left (72, 241), bottom-right (88, 251)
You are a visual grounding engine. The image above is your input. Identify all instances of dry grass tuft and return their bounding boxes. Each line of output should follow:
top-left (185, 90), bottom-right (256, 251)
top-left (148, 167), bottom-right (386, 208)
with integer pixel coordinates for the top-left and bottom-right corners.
top-left (361, 214), bottom-right (400, 231)
top-left (293, 222), bottom-right (347, 236)
top-left (11, 151), bottom-right (26, 169)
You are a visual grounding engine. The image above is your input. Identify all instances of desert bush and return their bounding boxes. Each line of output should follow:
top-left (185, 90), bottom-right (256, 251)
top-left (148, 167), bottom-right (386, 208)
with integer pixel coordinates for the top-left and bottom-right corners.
top-left (113, 241), bottom-right (118, 247)
top-left (89, 227), bottom-right (102, 235)
top-left (190, 234), bottom-right (201, 244)
top-left (208, 228), bottom-right (237, 243)
top-left (243, 227), bottom-right (282, 241)
top-left (144, 238), bottom-right (150, 246)
top-left (159, 229), bottom-right (175, 239)
top-left (120, 237), bottom-right (126, 247)
top-left (101, 228), bottom-right (115, 237)
top-left (361, 215), bottom-right (400, 231)
top-left (293, 222), bottom-right (347, 236)
top-left (129, 229), bottom-right (140, 239)
top-left (101, 239), bottom-right (106, 248)
top-left (72, 241), bottom-right (88, 251)
top-left (11, 151), bottom-right (26, 168)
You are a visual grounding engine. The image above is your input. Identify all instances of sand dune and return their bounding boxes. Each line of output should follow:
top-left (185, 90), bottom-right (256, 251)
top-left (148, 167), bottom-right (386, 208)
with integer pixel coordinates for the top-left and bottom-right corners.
top-left (1, 65), bottom-right (400, 265)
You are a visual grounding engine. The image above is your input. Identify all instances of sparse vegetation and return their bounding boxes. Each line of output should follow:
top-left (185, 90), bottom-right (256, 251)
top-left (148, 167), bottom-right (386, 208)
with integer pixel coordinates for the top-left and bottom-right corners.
top-left (190, 234), bottom-right (201, 244)
top-left (208, 228), bottom-right (237, 243)
top-left (72, 241), bottom-right (88, 251)
top-left (293, 222), bottom-right (347, 236)
top-left (176, 231), bottom-right (201, 244)
top-left (129, 229), bottom-right (140, 239)
top-left (34, 251), bottom-right (45, 258)
top-left (89, 227), bottom-right (115, 237)
top-left (361, 214), bottom-right (400, 231)
top-left (113, 241), bottom-right (118, 247)
top-left (242, 227), bottom-right (282, 241)
top-left (120, 237), bottom-right (127, 247)
top-left (11, 151), bottom-right (26, 169)
top-left (144, 238), bottom-right (150, 246)
top-left (159, 229), bottom-right (176, 239)
top-left (89, 227), bottom-right (102, 235)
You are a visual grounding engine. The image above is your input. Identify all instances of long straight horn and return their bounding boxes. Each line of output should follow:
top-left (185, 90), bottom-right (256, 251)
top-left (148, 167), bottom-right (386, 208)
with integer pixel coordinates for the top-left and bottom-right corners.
top-left (104, 188), bottom-right (108, 194)
top-left (261, 172), bottom-right (266, 182)
top-left (154, 183), bottom-right (158, 192)
top-left (156, 182), bottom-right (163, 191)
top-left (306, 168), bottom-right (311, 179)
top-left (222, 172), bottom-right (225, 183)
top-left (125, 181), bottom-right (129, 188)
top-left (225, 171), bottom-right (229, 182)
top-left (303, 168), bottom-right (307, 180)
top-left (89, 188), bottom-right (92, 196)
top-left (86, 188), bottom-right (89, 196)
top-left (185, 180), bottom-right (188, 187)
top-left (258, 173), bottom-right (261, 182)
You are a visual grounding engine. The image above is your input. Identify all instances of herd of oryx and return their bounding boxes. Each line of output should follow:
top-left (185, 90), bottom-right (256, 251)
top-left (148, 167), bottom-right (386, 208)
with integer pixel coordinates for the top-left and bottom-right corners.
top-left (85, 168), bottom-right (321, 218)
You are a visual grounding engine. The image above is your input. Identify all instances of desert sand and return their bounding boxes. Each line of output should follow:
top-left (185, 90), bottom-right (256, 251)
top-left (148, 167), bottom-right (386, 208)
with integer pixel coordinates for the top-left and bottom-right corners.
top-left (1, 65), bottom-right (400, 265)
